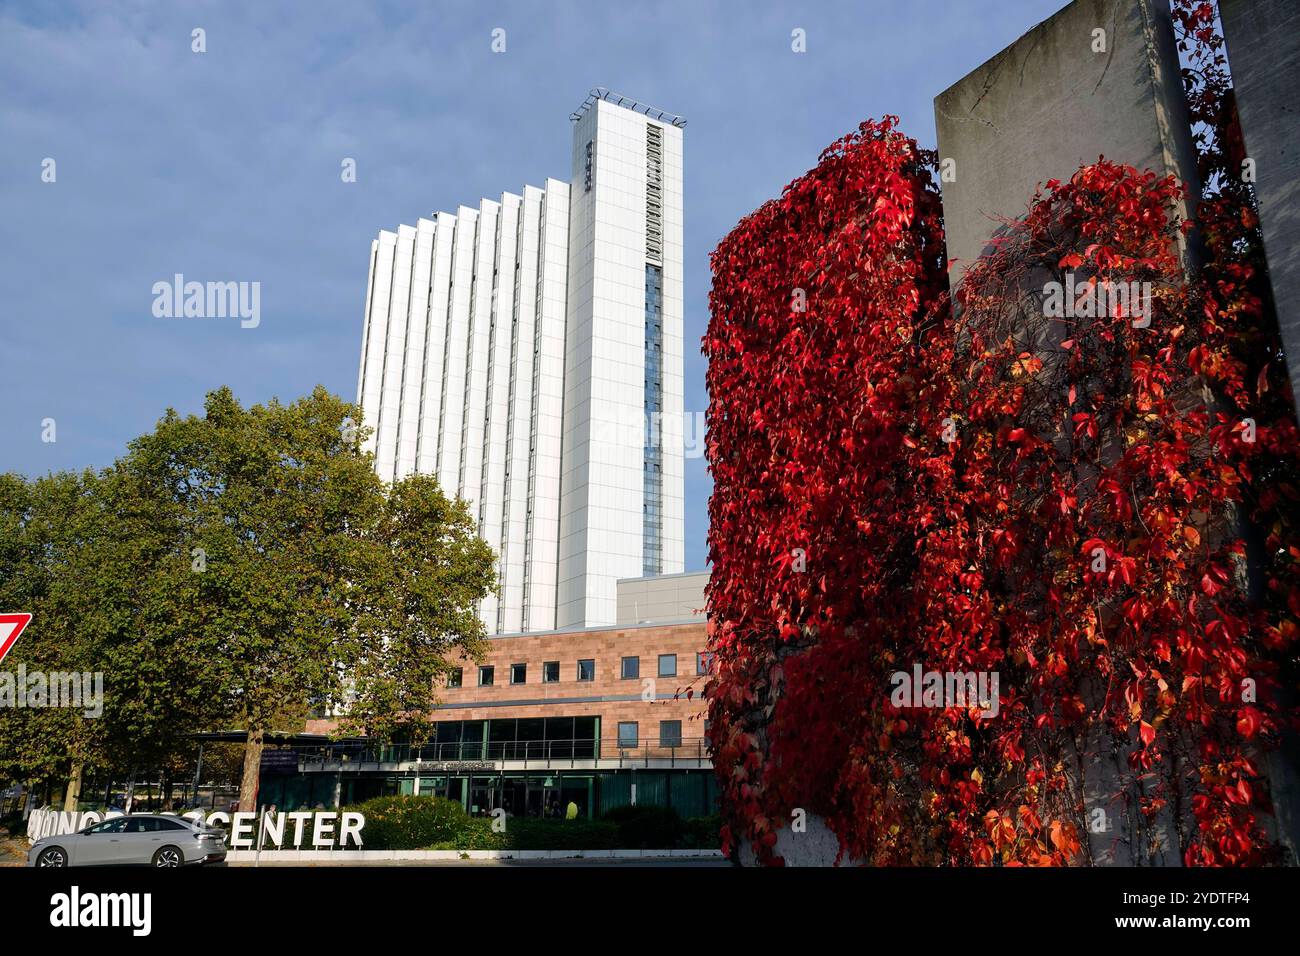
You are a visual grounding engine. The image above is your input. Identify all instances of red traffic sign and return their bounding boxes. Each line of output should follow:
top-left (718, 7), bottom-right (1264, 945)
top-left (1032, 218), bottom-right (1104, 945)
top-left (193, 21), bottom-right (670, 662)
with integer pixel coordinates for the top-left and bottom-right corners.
top-left (0, 613), bottom-right (32, 664)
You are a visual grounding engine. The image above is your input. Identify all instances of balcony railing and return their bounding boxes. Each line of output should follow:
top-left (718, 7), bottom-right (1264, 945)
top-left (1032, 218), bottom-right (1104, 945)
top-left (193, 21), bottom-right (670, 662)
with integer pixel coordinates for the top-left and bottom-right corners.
top-left (293, 736), bottom-right (711, 770)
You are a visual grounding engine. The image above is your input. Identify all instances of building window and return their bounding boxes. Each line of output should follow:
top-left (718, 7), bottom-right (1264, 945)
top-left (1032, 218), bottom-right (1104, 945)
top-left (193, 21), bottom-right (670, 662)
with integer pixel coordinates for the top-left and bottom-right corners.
top-left (448, 668), bottom-right (463, 688)
top-left (643, 264), bottom-right (664, 575)
top-left (645, 123), bottom-right (664, 264)
top-left (577, 659), bottom-right (595, 682)
top-left (659, 720), bottom-right (682, 748)
top-left (621, 656), bottom-right (640, 680)
top-left (543, 661), bottom-right (559, 683)
top-left (617, 722), bottom-right (639, 748)
top-left (510, 663), bottom-right (526, 685)
top-left (478, 666), bottom-right (494, 687)
top-left (696, 652), bottom-right (712, 676)
top-left (658, 654), bottom-right (676, 678)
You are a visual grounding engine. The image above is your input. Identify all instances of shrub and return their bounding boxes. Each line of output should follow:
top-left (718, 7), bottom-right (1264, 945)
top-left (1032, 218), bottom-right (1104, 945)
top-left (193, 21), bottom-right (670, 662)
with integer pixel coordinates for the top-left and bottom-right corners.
top-left (348, 795), bottom-right (477, 850)
top-left (681, 815), bottom-right (722, 849)
top-left (345, 796), bottom-right (715, 851)
top-left (504, 818), bottom-right (620, 850)
top-left (0, 810), bottom-right (23, 836)
top-left (426, 817), bottom-right (501, 850)
top-left (601, 805), bottom-right (684, 848)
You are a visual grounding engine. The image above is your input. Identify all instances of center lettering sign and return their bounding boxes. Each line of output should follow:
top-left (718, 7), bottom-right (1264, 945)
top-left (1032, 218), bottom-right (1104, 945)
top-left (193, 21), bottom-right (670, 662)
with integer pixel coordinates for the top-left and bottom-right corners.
top-left (26, 808), bottom-right (366, 850)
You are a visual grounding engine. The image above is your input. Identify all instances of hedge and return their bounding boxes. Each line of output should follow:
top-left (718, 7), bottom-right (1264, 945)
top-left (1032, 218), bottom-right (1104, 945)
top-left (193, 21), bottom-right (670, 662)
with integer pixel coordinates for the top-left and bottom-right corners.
top-left (349, 795), bottom-right (480, 850)
top-left (346, 795), bottom-right (721, 851)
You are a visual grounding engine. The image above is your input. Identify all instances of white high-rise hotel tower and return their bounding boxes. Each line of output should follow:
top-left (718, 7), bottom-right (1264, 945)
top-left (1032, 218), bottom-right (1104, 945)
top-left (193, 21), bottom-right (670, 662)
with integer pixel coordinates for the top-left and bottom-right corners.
top-left (356, 90), bottom-right (685, 633)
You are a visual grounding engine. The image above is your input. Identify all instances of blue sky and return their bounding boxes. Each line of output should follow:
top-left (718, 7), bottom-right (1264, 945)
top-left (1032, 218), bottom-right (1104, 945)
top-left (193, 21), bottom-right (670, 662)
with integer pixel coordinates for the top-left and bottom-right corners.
top-left (0, 0), bottom-right (1066, 570)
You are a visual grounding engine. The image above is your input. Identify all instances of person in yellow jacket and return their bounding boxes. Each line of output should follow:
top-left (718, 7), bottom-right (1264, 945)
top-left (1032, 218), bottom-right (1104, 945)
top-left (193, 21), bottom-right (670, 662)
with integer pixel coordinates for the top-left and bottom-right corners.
top-left (565, 800), bottom-right (579, 820)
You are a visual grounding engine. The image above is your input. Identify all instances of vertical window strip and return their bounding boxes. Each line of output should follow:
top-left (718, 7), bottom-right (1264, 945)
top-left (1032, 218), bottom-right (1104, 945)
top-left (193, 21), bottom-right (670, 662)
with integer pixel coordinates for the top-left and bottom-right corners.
top-left (643, 263), bottom-right (664, 575)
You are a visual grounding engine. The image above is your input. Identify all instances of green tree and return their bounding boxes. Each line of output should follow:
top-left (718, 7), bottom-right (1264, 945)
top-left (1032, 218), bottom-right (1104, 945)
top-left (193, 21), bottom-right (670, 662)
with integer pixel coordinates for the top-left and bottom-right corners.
top-left (109, 386), bottom-right (495, 809)
top-left (1, 386), bottom-right (495, 812)
top-left (0, 469), bottom-right (114, 805)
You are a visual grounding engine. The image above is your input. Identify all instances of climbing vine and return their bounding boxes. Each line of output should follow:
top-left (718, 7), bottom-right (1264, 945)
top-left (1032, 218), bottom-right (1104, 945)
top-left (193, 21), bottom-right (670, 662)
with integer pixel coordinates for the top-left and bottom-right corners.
top-left (704, 1), bottom-right (1297, 866)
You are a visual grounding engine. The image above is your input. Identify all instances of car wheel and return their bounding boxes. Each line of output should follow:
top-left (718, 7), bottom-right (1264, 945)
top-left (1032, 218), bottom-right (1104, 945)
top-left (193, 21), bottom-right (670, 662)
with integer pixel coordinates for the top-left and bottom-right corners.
top-left (37, 846), bottom-right (68, 867)
top-left (152, 846), bottom-right (183, 868)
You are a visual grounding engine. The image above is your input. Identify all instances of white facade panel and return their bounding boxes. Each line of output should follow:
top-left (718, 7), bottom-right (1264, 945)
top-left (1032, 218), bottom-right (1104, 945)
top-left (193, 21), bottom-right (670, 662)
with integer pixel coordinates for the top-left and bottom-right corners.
top-left (523, 179), bottom-right (571, 632)
top-left (499, 187), bottom-right (543, 634)
top-left (417, 213), bottom-right (456, 474)
top-left (477, 194), bottom-right (521, 631)
top-left (437, 209), bottom-right (477, 494)
top-left (396, 218), bottom-right (436, 480)
top-left (460, 199), bottom-right (499, 511)
top-left (360, 230), bottom-right (396, 462)
top-left (375, 224), bottom-right (415, 482)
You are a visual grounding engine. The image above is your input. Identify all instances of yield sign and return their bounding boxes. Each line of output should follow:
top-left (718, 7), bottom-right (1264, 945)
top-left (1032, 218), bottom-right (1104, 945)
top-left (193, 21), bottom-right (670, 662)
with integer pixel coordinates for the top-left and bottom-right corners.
top-left (0, 613), bottom-right (32, 665)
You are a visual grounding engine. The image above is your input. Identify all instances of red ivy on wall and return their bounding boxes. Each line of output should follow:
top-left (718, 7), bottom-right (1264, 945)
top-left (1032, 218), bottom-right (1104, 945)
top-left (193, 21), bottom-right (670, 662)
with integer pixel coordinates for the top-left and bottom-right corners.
top-left (704, 2), bottom-right (1298, 866)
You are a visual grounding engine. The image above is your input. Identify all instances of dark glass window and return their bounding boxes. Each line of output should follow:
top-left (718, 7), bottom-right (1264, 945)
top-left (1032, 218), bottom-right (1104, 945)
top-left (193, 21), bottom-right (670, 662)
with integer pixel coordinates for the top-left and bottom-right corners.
top-left (478, 666), bottom-right (494, 687)
top-left (577, 659), bottom-right (595, 682)
top-left (618, 722), bottom-right (639, 748)
top-left (696, 653), bottom-right (711, 676)
top-left (517, 718), bottom-right (544, 741)
top-left (543, 661), bottom-right (559, 683)
top-left (448, 668), bottom-right (463, 688)
top-left (510, 663), bottom-right (526, 685)
top-left (86, 818), bottom-right (127, 835)
top-left (621, 656), bottom-right (640, 679)
top-left (659, 720), bottom-right (682, 748)
top-left (573, 716), bottom-right (597, 759)
top-left (658, 654), bottom-right (676, 677)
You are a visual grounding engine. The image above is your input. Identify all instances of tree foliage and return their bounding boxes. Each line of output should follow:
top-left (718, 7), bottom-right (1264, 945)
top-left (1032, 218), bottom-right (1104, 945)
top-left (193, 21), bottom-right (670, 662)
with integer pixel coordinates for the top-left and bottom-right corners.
top-left (0, 386), bottom-right (495, 806)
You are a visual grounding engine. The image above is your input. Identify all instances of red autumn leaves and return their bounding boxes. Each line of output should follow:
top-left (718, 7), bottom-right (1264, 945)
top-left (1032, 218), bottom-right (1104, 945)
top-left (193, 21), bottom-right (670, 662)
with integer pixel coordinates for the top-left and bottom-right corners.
top-left (703, 8), bottom-right (1298, 866)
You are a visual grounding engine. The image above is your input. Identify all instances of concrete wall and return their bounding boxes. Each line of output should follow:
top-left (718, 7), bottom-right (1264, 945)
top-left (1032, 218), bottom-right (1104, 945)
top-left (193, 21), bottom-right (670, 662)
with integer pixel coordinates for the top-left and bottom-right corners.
top-left (616, 570), bottom-right (708, 625)
top-left (1221, 0), bottom-right (1300, 865)
top-left (932, 0), bottom-right (1200, 867)
top-left (1220, 0), bottom-right (1300, 406)
top-left (737, 812), bottom-right (861, 868)
top-left (934, 0), bottom-right (1199, 282)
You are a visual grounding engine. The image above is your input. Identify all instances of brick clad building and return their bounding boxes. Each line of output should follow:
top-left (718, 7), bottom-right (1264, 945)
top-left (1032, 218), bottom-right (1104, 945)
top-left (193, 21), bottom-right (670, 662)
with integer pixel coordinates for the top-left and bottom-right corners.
top-left (262, 574), bottom-right (716, 819)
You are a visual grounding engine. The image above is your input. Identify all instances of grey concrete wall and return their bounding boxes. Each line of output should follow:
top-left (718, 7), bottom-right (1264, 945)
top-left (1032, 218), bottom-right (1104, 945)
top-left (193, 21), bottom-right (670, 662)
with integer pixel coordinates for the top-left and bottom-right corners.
top-left (1220, 0), bottom-right (1300, 407)
top-left (737, 812), bottom-right (863, 867)
top-left (1221, 0), bottom-right (1300, 862)
top-left (615, 570), bottom-right (708, 625)
top-left (930, 0), bottom-right (1201, 868)
top-left (934, 0), bottom-right (1200, 282)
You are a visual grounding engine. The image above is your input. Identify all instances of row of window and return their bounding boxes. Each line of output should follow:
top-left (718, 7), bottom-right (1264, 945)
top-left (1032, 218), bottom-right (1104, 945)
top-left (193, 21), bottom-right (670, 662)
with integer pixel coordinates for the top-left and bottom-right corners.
top-left (448, 652), bottom-right (713, 688)
top-left (618, 719), bottom-right (681, 749)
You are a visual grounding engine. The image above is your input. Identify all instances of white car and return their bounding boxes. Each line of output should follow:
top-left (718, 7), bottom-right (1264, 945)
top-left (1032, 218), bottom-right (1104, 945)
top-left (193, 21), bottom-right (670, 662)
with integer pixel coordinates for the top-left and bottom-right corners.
top-left (27, 814), bottom-right (227, 867)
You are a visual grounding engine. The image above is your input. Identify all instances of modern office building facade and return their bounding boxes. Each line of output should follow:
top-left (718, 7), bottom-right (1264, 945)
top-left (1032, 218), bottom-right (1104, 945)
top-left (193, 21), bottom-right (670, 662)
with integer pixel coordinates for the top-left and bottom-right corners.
top-left (279, 574), bottom-right (714, 819)
top-left (356, 90), bottom-right (685, 634)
